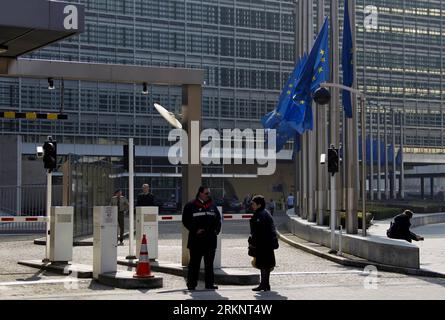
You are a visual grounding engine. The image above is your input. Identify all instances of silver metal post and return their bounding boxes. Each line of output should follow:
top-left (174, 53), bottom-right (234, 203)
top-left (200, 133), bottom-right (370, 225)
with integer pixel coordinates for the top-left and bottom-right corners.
top-left (127, 138), bottom-right (136, 259)
top-left (330, 0), bottom-right (340, 226)
top-left (384, 107), bottom-right (389, 199)
top-left (307, 0), bottom-right (316, 222)
top-left (330, 174), bottom-right (337, 253)
top-left (361, 98), bottom-right (367, 237)
top-left (338, 225), bottom-right (343, 256)
top-left (377, 104), bottom-right (381, 200)
top-left (400, 112), bottom-right (405, 199)
top-left (369, 107), bottom-right (374, 201)
top-left (45, 170), bottom-right (52, 261)
top-left (392, 109), bottom-right (396, 199)
top-left (295, 0), bottom-right (302, 216)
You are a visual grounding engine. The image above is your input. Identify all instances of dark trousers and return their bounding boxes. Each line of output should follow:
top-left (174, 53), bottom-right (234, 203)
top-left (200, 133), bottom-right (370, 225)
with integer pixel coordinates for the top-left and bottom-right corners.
top-left (260, 269), bottom-right (271, 287)
top-left (118, 211), bottom-right (124, 243)
top-left (187, 247), bottom-right (216, 288)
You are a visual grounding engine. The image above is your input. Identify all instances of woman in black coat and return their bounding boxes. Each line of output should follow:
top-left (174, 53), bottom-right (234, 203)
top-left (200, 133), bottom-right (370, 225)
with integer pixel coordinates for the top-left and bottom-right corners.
top-left (248, 195), bottom-right (279, 291)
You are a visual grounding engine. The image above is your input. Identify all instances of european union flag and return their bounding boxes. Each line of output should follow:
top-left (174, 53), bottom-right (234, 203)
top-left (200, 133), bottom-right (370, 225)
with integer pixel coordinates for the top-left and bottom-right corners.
top-left (261, 18), bottom-right (329, 152)
top-left (262, 55), bottom-right (307, 129)
top-left (290, 18), bottom-right (329, 133)
top-left (342, 0), bottom-right (354, 118)
top-left (311, 20), bottom-right (330, 93)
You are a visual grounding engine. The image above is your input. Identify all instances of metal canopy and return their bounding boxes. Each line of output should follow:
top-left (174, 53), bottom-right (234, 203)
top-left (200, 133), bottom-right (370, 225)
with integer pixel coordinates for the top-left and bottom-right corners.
top-left (0, 0), bottom-right (84, 58)
top-left (0, 59), bottom-right (204, 85)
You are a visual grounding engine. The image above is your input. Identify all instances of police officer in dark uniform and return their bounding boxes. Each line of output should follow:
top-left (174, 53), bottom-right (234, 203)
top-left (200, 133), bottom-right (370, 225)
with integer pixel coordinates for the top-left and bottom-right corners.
top-left (182, 186), bottom-right (221, 290)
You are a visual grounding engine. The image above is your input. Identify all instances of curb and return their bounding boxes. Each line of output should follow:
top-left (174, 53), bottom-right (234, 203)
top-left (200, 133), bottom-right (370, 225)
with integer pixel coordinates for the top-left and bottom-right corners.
top-left (117, 259), bottom-right (259, 285)
top-left (277, 229), bottom-right (445, 279)
top-left (98, 271), bottom-right (163, 289)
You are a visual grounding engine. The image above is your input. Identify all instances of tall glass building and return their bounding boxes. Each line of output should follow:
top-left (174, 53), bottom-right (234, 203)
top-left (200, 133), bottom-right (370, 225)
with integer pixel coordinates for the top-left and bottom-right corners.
top-left (0, 0), bottom-right (297, 202)
top-left (357, 0), bottom-right (445, 148)
top-left (1, 0), bottom-right (445, 200)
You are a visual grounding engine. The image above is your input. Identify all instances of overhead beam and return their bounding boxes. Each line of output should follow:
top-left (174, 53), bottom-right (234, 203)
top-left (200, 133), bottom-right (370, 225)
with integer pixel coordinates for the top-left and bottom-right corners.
top-left (0, 58), bottom-right (204, 86)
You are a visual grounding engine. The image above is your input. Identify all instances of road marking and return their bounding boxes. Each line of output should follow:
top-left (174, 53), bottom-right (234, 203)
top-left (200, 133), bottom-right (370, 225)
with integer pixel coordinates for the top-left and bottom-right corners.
top-left (0, 278), bottom-right (81, 287)
top-left (271, 271), bottom-right (365, 276)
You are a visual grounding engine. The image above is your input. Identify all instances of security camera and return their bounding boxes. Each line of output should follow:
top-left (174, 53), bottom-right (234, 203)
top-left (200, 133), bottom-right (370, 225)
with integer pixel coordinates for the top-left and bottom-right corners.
top-left (36, 146), bottom-right (44, 158)
top-left (320, 154), bottom-right (326, 164)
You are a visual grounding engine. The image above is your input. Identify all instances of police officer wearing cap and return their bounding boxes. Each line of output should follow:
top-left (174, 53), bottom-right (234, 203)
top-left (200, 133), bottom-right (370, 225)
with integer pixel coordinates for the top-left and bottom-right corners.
top-left (182, 186), bottom-right (221, 290)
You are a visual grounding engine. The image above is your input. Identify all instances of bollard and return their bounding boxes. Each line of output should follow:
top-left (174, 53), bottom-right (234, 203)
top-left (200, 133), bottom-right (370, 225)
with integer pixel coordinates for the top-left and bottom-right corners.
top-left (338, 225), bottom-right (343, 256)
top-left (49, 206), bottom-right (74, 263)
top-left (135, 206), bottom-right (158, 260)
top-left (93, 206), bottom-right (117, 279)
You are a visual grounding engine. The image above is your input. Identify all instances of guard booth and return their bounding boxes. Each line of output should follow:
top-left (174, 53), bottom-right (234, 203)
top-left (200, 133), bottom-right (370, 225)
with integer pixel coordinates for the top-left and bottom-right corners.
top-left (93, 206), bottom-right (117, 279)
top-left (135, 206), bottom-right (158, 260)
top-left (49, 206), bottom-right (74, 263)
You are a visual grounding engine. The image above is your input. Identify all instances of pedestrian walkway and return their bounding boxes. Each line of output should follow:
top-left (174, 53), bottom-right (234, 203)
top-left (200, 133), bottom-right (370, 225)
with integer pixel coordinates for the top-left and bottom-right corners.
top-left (368, 219), bottom-right (445, 275)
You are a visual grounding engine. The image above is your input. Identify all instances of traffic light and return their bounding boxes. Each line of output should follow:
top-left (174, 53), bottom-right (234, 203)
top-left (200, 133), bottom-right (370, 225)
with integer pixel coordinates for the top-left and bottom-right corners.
top-left (327, 147), bottom-right (339, 175)
top-left (43, 138), bottom-right (57, 172)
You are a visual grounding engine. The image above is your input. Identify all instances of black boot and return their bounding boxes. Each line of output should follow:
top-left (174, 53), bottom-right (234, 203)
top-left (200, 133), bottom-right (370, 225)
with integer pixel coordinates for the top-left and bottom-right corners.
top-left (252, 269), bottom-right (271, 291)
top-left (263, 269), bottom-right (271, 291)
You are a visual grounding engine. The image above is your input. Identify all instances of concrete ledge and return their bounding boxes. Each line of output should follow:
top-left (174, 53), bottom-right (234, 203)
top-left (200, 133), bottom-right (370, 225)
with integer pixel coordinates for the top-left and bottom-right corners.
top-left (277, 230), bottom-right (445, 278)
top-left (117, 258), bottom-right (259, 285)
top-left (17, 260), bottom-right (93, 278)
top-left (286, 214), bottom-right (420, 269)
top-left (410, 212), bottom-right (445, 228)
top-left (97, 271), bottom-right (163, 289)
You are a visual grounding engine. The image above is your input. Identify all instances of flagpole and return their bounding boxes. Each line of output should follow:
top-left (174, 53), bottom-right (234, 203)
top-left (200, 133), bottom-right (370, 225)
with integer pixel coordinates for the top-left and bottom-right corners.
top-left (330, 0), bottom-right (340, 228)
top-left (369, 107), bottom-right (374, 201)
top-left (345, 0), bottom-right (358, 234)
top-left (294, 0), bottom-right (300, 215)
top-left (301, 0), bottom-right (309, 219)
top-left (377, 103), bottom-right (381, 200)
top-left (307, 0), bottom-right (316, 223)
top-left (384, 107), bottom-right (390, 200)
top-left (400, 111), bottom-right (405, 199)
top-left (391, 109), bottom-right (396, 199)
top-left (316, 0), bottom-right (327, 226)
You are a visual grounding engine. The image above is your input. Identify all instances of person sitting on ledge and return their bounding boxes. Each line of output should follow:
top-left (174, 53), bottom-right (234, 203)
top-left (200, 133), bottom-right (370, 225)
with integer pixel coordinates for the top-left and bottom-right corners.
top-left (386, 210), bottom-right (424, 243)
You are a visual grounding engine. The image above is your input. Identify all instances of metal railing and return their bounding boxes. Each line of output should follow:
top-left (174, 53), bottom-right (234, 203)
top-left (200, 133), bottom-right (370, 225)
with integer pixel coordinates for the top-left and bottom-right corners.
top-left (0, 184), bottom-right (62, 234)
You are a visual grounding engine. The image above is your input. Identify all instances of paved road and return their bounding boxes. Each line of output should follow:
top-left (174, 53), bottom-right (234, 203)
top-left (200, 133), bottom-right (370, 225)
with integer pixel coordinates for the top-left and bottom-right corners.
top-left (412, 223), bottom-right (445, 274)
top-left (1, 216), bottom-right (445, 300)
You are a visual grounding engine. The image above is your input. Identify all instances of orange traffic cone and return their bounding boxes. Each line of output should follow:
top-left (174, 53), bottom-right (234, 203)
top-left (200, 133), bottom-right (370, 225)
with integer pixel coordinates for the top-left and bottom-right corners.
top-left (134, 234), bottom-right (154, 278)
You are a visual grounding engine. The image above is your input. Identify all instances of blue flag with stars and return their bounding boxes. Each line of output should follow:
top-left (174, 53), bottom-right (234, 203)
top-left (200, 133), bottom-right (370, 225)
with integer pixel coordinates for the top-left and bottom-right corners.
top-left (290, 17), bottom-right (329, 134)
top-left (311, 21), bottom-right (330, 93)
top-left (262, 55), bottom-right (307, 129)
top-left (261, 18), bottom-right (329, 152)
top-left (342, 0), bottom-right (354, 118)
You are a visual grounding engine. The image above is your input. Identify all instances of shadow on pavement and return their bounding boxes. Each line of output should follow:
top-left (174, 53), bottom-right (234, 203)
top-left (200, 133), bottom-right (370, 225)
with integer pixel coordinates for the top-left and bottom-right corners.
top-left (187, 289), bottom-right (229, 300)
top-left (87, 280), bottom-right (116, 291)
top-left (253, 290), bottom-right (288, 300)
top-left (15, 269), bottom-right (44, 282)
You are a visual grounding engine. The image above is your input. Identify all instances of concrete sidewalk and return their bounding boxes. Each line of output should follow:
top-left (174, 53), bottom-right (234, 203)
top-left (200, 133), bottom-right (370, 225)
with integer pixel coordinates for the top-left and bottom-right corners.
top-left (370, 219), bottom-right (445, 275)
top-left (278, 216), bottom-right (445, 278)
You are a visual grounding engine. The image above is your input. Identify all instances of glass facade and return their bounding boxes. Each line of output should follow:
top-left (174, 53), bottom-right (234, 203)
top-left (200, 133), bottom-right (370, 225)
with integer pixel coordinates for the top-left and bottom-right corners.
top-left (0, 0), bottom-right (295, 147)
top-left (357, 0), bottom-right (445, 147)
top-left (1, 0), bottom-right (444, 153)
